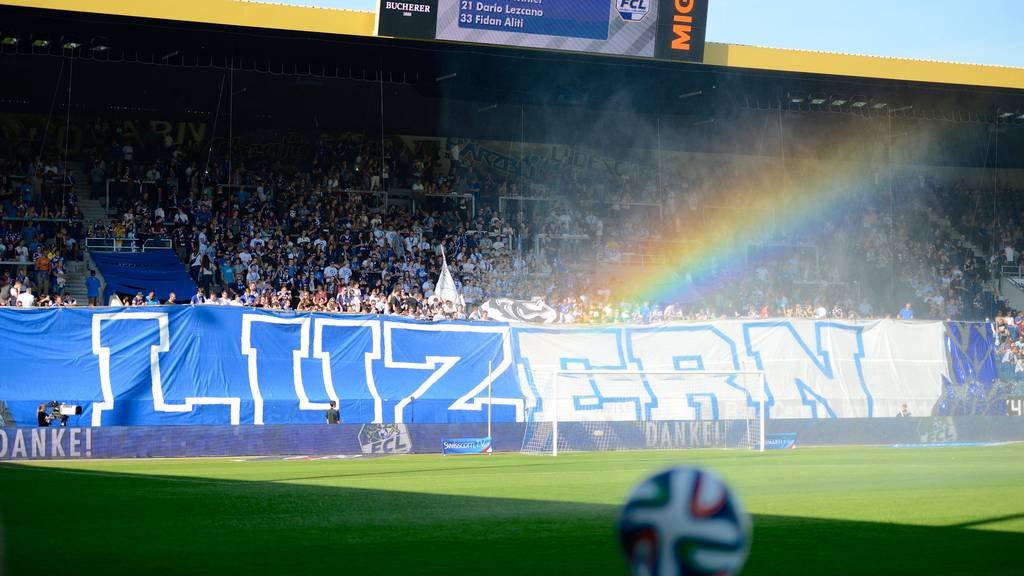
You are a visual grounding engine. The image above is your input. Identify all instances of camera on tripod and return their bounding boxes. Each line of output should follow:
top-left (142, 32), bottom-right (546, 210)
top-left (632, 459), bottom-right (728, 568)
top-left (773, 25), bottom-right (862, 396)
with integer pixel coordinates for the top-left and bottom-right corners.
top-left (46, 400), bottom-right (83, 426)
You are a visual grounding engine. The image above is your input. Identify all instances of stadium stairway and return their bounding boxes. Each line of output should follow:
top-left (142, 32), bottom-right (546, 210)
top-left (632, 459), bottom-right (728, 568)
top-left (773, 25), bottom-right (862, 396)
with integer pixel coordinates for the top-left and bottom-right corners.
top-left (71, 161), bottom-right (111, 229)
top-left (66, 162), bottom-right (108, 305)
top-left (64, 253), bottom-right (103, 305)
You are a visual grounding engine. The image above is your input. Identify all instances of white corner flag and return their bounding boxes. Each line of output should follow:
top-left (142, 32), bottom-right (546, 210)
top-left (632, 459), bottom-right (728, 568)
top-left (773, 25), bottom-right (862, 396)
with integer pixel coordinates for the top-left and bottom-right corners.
top-left (436, 246), bottom-right (464, 306)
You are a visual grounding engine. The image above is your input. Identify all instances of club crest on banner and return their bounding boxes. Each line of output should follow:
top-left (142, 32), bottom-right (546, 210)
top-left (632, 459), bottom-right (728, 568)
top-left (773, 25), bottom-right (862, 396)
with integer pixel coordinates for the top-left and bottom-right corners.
top-left (359, 423), bottom-right (413, 454)
top-left (480, 297), bottom-right (557, 323)
top-left (616, 0), bottom-right (650, 22)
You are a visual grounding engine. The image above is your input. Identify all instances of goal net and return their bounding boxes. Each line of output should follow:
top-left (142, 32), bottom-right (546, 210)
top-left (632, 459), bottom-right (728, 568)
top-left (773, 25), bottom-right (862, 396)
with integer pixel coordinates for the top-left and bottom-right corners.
top-left (521, 370), bottom-right (766, 455)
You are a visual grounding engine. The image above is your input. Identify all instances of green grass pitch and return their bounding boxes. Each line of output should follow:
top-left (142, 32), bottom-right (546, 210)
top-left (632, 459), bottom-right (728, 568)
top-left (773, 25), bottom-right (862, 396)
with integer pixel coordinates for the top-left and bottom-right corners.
top-left (2, 444), bottom-right (1023, 575)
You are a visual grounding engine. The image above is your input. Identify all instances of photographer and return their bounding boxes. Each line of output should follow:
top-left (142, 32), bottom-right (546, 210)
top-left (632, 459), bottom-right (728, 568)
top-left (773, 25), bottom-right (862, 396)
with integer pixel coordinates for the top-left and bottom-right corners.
top-left (325, 400), bottom-right (340, 425)
top-left (42, 401), bottom-right (76, 426)
top-left (37, 403), bottom-right (52, 427)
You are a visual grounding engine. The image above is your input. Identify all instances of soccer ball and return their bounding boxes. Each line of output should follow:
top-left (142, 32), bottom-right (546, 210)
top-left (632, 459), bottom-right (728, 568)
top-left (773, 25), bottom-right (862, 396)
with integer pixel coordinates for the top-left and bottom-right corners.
top-left (618, 466), bottom-right (751, 576)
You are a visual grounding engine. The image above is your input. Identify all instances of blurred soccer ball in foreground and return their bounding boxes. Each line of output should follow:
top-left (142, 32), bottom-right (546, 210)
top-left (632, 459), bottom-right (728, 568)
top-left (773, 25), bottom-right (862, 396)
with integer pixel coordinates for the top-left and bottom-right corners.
top-left (618, 466), bottom-right (751, 576)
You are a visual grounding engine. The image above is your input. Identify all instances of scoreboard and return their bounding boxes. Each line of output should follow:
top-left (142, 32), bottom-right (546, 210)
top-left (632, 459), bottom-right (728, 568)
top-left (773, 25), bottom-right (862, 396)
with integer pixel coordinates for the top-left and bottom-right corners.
top-left (377, 0), bottom-right (709, 62)
top-left (2, 0), bottom-right (707, 63)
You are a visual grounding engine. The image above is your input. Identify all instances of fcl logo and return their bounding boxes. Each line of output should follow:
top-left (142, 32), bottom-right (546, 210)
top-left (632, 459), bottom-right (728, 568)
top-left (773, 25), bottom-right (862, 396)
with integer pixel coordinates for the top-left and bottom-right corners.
top-left (616, 0), bottom-right (649, 21)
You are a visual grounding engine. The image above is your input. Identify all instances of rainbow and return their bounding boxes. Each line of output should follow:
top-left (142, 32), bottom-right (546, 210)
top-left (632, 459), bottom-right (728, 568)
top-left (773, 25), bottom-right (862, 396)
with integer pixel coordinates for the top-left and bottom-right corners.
top-left (613, 151), bottom-right (887, 307)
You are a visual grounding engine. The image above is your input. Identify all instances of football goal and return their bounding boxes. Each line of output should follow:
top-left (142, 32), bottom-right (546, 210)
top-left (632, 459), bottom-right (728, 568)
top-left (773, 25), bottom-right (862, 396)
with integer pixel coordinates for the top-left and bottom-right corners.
top-left (521, 370), bottom-right (766, 455)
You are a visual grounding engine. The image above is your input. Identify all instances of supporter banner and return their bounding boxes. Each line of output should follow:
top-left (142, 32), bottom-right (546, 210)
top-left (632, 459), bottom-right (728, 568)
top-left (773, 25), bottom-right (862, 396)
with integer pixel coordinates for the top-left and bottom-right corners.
top-left (4, 418), bottom-right (1024, 459)
top-left (0, 308), bottom-right (971, 426)
top-left (0, 308), bottom-right (519, 427)
top-left (0, 427), bottom-right (94, 459)
top-left (513, 320), bottom-right (952, 421)
top-left (0, 424), bottom-right (520, 460)
top-left (480, 297), bottom-right (557, 323)
top-left (441, 436), bottom-right (493, 455)
top-left (90, 251), bottom-right (198, 302)
top-left (939, 322), bottom-right (1003, 416)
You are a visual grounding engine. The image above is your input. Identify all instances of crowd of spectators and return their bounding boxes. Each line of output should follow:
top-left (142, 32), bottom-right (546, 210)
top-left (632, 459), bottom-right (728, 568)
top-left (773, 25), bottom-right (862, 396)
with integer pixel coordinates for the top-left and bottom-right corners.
top-left (0, 152), bottom-right (87, 307)
top-left (994, 314), bottom-right (1024, 393)
top-left (3, 124), bottom-right (1020, 323)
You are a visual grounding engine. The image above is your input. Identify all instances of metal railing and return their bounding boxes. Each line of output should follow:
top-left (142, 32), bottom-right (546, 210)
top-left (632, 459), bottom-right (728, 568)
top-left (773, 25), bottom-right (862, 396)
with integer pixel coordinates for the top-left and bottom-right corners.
top-left (413, 192), bottom-right (476, 218)
top-left (1, 216), bottom-right (83, 224)
top-left (499, 195), bottom-right (663, 222)
top-left (85, 237), bottom-right (173, 253)
top-left (105, 178), bottom-right (157, 216)
top-left (1001, 265), bottom-right (1024, 278)
top-left (607, 252), bottom-right (669, 266)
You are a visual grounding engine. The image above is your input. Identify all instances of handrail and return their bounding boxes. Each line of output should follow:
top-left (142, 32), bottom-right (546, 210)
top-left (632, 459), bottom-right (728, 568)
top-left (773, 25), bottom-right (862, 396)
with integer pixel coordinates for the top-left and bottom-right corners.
top-left (500, 195), bottom-right (662, 208)
top-left (105, 178), bottom-right (156, 217)
top-left (1001, 265), bottom-right (1023, 278)
top-left (85, 237), bottom-right (173, 253)
top-left (1, 216), bottom-right (83, 223)
top-left (412, 192), bottom-right (476, 218)
top-left (499, 195), bottom-right (662, 222)
top-left (535, 233), bottom-right (591, 241)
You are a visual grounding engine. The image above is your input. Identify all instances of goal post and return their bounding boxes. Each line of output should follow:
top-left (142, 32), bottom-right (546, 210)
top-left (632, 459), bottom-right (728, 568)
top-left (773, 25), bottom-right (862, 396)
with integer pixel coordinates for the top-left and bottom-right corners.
top-left (522, 369), bottom-right (767, 456)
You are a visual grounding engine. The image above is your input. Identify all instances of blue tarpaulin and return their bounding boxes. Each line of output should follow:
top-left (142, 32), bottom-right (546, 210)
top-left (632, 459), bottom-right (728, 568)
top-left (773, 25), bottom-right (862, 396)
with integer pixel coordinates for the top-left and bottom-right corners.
top-left (0, 308), bottom-right (985, 428)
top-left (90, 250), bottom-right (197, 303)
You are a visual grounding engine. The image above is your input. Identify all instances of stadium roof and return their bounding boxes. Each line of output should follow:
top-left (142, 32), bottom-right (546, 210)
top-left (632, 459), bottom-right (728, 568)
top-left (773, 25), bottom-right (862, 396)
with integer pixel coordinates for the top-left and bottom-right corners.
top-left (3, 0), bottom-right (1023, 90)
top-left (1, 1), bottom-right (1021, 168)
top-left (704, 43), bottom-right (1024, 92)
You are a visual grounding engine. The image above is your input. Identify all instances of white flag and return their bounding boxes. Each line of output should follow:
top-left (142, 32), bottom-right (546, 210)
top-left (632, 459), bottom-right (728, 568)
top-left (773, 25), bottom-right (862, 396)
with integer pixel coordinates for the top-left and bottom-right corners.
top-left (435, 246), bottom-right (463, 306)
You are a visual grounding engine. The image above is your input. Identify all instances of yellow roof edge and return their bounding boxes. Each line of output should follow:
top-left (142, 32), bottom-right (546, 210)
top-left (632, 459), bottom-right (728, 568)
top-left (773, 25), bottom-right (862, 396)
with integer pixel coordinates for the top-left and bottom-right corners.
top-left (4, 1), bottom-right (1022, 90)
top-left (0, 0), bottom-right (377, 38)
top-left (704, 43), bottom-right (1024, 91)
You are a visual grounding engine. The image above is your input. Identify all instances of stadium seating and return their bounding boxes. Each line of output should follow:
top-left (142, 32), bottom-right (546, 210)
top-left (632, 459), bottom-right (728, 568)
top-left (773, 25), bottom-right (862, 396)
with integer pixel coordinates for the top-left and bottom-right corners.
top-left (0, 129), bottom-right (1014, 322)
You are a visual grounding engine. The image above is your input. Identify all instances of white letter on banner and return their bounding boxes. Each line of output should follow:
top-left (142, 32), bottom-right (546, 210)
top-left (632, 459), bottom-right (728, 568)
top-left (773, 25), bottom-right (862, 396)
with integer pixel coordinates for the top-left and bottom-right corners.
top-left (69, 428), bottom-right (81, 457)
top-left (242, 314), bottom-right (333, 425)
top-left (31, 428), bottom-right (44, 458)
top-left (313, 318), bottom-right (383, 424)
top-left (0, 430), bottom-right (7, 457)
top-left (92, 311), bottom-right (240, 426)
top-left (12, 430), bottom-right (26, 458)
top-left (514, 328), bottom-right (650, 422)
top-left (383, 322), bottom-right (518, 423)
top-left (50, 428), bottom-right (65, 457)
top-left (743, 321), bottom-right (871, 419)
top-left (625, 325), bottom-right (758, 421)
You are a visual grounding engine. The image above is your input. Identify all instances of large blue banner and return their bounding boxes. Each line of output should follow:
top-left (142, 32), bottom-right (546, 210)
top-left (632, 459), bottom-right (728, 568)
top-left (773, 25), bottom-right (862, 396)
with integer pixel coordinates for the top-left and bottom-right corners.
top-left (0, 307), bottom-right (518, 427)
top-left (939, 322), bottom-right (1003, 416)
top-left (0, 308), bottom-right (995, 427)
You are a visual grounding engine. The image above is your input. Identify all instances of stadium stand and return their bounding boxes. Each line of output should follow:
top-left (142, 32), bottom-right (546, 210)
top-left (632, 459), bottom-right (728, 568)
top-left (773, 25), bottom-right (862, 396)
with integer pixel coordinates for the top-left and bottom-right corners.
top-left (4, 130), bottom-right (1008, 321)
top-left (0, 4), bottom-right (1019, 325)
